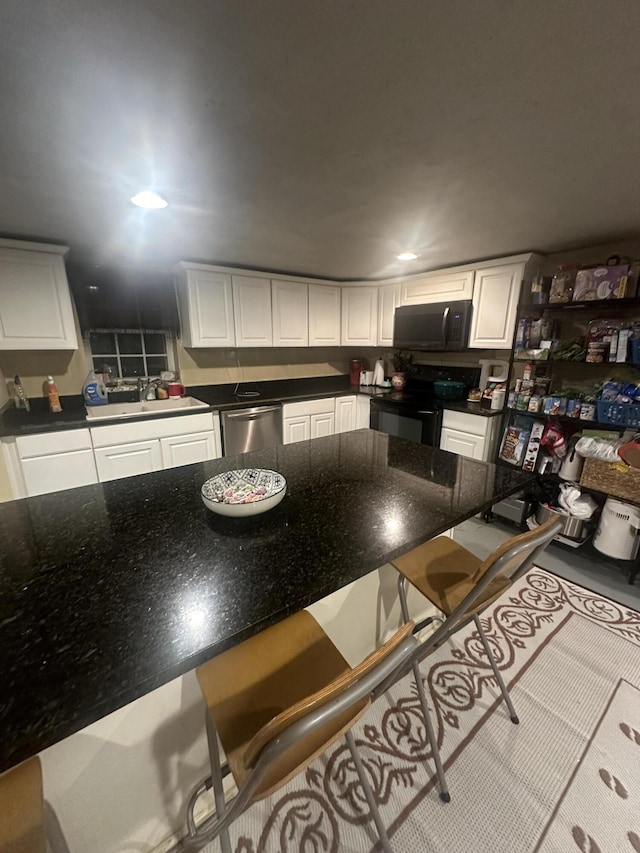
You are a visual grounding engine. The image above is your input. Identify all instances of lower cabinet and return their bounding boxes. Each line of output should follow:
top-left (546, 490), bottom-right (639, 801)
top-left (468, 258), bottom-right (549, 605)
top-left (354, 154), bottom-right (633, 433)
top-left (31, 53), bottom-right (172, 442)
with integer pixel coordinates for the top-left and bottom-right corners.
top-left (94, 439), bottom-right (163, 482)
top-left (335, 395), bottom-right (357, 433)
top-left (440, 427), bottom-right (485, 460)
top-left (310, 410), bottom-right (335, 438)
top-left (91, 411), bottom-right (222, 483)
top-left (439, 410), bottom-right (498, 462)
top-left (14, 429), bottom-right (98, 497)
top-left (160, 432), bottom-right (218, 469)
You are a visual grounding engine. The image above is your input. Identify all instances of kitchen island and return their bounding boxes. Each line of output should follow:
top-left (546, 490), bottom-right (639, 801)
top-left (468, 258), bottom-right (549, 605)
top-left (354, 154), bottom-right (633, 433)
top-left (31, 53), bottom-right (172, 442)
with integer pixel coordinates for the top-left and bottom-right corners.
top-left (0, 429), bottom-right (533, 773)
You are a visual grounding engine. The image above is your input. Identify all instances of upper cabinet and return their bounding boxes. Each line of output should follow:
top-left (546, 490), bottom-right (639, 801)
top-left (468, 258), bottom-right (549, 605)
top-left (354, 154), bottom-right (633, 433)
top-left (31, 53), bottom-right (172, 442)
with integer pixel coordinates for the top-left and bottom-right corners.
top-left (377, 282), bottom-right (401, 347)
top-left (469, 262), bottom-right (524, 349)
top-left (401, 270), bottom-right (474, 305)
top-left (232, 275), bottom-right (273, 347)
top-left (174, 263), bottom-right (235, 348)
top-left (0, 239), bottom-right (77, 350)
top-left (309, 284), bottom-right (341, 346)
top-left (341, 285), bottom-right (378, 346)
top-left (272, 280), bottom-right (308, 347)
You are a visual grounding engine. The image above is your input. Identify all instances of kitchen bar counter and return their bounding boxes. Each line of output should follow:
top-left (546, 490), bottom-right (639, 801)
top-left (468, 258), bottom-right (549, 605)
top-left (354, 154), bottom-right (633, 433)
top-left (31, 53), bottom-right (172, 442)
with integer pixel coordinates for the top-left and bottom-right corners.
top-left (0, 430), bottom-right (533, 772)
top-left (0, 376), bottom-right (502, 437)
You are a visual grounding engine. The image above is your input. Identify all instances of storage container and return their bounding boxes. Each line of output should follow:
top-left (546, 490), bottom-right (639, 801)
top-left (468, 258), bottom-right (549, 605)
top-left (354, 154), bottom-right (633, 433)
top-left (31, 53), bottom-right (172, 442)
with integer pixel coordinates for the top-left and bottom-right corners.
top-left (580, 457), bottom-right (640, 504)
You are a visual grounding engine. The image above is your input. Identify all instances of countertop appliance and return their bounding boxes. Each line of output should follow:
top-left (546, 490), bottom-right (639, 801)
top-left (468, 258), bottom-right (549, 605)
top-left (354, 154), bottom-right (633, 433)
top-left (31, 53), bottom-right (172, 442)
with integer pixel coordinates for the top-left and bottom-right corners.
top-left (593, 497), bottom-right (640, 560)
top-left (221, 404), bottom-right (283, 456)
top-left (393, 300), bottom-right (472, 352)
top-left (369, 363), bottom-right (480, 448)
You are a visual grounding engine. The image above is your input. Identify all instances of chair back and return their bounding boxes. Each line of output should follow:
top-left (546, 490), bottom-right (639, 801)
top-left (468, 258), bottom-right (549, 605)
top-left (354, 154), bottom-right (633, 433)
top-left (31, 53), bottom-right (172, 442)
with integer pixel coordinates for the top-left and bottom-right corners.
top-left (435, 516), bottom-right (563, 639)
top-left (243, 620), bottom-right (416, 770)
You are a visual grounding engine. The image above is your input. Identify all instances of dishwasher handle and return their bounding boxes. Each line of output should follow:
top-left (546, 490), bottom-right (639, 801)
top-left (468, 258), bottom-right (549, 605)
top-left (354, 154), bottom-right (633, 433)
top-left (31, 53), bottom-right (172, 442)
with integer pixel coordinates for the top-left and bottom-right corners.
top-left (224, 405), bottom-right (281, 419)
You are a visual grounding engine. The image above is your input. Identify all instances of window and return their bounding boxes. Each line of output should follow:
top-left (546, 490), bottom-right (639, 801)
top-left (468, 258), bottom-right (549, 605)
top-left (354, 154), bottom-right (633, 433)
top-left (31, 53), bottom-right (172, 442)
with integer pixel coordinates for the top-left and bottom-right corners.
top-left (88, 330), bottom-right (173, 380)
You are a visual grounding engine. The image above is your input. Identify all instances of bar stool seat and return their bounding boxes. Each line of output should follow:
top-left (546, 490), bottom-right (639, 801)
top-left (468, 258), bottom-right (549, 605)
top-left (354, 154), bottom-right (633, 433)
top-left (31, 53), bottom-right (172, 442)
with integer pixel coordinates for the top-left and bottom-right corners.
top-left (197, 609), bottom-right (370, 801)
top-left (392, 535), bottom-right (511, 618)
top-left (0, 757), bottom-right (46, 853)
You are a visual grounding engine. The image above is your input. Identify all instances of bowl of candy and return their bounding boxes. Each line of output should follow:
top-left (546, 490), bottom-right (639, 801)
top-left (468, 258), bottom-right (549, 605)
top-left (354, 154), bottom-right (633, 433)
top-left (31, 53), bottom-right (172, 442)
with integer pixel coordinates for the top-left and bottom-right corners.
top-left (201, 469), bottom-right (287, 517)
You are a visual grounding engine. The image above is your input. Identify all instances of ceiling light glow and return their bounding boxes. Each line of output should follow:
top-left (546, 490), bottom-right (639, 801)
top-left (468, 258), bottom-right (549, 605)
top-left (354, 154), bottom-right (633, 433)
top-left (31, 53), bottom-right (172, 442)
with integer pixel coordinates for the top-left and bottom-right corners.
top-left (130, 190), bottom-right (168, 209)
top-left (397, 251), bottom-right (418, 261)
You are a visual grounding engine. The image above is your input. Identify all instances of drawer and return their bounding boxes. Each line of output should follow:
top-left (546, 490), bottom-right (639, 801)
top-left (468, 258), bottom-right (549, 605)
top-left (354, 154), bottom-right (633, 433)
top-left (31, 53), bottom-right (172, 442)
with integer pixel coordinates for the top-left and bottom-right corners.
top-left (16, 428), bottom-right (92, 458)
top-left (441, 410), bottom-right (491, 438)
top-left (90, 411), bottom-right (215, 448)
top-left (282, 397), bottom-right (335, 418)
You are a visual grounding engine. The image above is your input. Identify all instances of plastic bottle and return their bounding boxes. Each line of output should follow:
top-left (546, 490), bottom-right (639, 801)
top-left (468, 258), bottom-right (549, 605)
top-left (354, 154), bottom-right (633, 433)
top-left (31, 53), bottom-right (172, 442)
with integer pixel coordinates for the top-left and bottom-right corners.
top-left (82, 370), bottom-right (108, 406)
top-left (47, 376), bottom-right (62, 413)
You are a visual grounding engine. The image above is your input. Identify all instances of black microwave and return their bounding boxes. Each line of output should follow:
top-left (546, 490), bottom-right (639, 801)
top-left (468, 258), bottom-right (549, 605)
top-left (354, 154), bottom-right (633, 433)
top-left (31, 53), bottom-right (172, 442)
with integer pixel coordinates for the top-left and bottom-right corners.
top-left (393, 300), bottom-right (472, 351)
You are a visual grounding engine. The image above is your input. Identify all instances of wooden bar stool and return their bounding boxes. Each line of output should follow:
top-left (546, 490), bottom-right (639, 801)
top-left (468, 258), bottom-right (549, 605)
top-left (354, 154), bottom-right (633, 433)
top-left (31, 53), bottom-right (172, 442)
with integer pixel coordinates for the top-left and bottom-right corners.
top-left (0, 755), bottom-right (69, 853)
top-left (184, 609), bottom-right (418, 852)
top-left (390, 517), bottom-right (563, 803)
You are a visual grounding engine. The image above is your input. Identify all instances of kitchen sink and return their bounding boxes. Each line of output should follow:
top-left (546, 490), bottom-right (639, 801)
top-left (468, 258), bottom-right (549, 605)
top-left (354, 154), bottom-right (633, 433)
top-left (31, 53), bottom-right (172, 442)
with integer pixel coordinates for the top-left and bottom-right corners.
top-left (85, 397), bottom-right (209, 421)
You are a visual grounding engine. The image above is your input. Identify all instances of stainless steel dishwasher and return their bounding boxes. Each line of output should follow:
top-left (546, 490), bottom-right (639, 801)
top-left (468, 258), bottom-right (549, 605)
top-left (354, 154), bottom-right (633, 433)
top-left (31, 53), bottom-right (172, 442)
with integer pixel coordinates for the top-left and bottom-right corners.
top-left (221, 405), bottom-right (283, 456)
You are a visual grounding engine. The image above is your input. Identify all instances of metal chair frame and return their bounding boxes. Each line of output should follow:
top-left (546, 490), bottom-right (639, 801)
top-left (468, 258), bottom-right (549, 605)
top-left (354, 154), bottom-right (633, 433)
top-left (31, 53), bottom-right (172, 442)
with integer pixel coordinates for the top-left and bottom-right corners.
top-left (379, 518), bottom-right (564, 802)
top-left (185, 633), bottom-right (419, 852)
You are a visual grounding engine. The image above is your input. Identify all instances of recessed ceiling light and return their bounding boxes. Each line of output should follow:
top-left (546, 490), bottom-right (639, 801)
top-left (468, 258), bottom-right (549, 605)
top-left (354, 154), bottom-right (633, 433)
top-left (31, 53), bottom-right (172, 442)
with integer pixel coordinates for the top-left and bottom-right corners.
top-left (397, 251), bottom-right (418, 261)
top-left (130, 190), bottom-right (168, 209)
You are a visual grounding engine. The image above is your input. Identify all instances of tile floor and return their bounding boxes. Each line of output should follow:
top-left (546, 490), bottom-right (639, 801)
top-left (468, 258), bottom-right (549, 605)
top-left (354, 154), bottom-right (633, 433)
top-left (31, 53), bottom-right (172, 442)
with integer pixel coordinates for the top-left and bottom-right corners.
top-left (454, 517), bottom-right (640, 610)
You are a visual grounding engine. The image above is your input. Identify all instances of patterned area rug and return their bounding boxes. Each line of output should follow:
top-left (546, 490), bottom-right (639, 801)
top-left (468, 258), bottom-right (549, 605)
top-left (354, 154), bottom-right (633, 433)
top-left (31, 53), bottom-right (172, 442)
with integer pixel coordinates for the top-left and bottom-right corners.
top-left (203, 570), bottom-right (640, 853)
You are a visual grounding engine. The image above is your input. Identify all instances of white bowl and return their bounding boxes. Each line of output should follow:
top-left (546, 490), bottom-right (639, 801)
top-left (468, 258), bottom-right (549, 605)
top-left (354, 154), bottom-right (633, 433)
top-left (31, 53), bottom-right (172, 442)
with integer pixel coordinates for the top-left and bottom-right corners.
top-left (201, 469), bottom-right (287, 517)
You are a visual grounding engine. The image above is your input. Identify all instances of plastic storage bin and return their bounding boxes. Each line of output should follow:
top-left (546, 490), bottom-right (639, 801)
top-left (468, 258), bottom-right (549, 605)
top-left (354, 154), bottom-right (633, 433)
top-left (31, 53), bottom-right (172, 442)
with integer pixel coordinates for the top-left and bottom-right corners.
top-left (596, 401), bottom-right (640, 428)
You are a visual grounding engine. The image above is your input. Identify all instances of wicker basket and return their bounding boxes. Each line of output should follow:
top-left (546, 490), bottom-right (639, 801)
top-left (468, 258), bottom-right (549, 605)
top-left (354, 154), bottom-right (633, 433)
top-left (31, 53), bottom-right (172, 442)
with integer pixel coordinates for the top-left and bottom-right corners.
top-left (580, 457), bottom-right (640, 504)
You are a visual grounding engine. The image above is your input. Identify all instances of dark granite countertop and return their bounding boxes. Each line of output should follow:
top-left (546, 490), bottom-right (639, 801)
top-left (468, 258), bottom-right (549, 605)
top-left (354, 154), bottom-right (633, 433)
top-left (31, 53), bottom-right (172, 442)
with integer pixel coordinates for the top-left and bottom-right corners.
top-left (0, 429), bottom-right (532, 772)
top-left (0, 377), bottom-right (503, 437)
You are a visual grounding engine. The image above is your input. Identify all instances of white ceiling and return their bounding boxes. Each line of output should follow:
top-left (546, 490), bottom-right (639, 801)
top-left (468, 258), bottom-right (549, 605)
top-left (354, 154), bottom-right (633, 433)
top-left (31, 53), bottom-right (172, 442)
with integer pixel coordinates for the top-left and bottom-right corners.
top-left (2, 1), bottom-right (640, 279)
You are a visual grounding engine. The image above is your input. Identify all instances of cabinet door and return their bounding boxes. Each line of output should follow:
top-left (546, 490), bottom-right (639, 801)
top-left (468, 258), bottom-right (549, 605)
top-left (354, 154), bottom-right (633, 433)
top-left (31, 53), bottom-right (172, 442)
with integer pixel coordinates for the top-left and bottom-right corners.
top-left (160, 431), bottom-right (218, 469)
top-left (283, 415), bottom-right (310, 445)
top-left (377, 282), bottom-right (401, 346)
top-left (440, 427), bottom-right (485, 460)
top-left (335, 395), bottom-right (357, 433)
top-left (232, 275), bottom-right (273, 347)
top-left (94, 440), bottom-right (162, 482)
top-left (356, 395), bottom-right (371, 430)
top-left (272, 280), bottom-right (308, 347)
top-left (0, 244), bottom-right (77, 350)
top-left (21, 449), bottom-right (98, 496)
top-left (401, 270), bottom-right (474, 305)
top-left (310, 411), bottom-right (335, 439)
top-left (469, 263), bottom-right (523, 349)
top-left (308, 284), bottom-right (341, 346)
top-left (341, 286), bottom-right (378, 346)
top-left (179, 268), bottom-right (234, 347)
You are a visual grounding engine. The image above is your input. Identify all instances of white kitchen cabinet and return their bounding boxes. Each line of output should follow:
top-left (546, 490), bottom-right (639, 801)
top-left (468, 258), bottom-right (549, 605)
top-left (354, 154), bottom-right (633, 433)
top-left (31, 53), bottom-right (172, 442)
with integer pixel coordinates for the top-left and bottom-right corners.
top-left (271, 280), bottom-right (308, 347)
top-left (341, 285), bottom-right (378, 346)
top-left (160, 431), bottom-right (218, 469)
top-left (469, 263), bottom-right (523, 349)
top-left (335, 395), bottom-right (357, 433)
top-left (0, 239), bottom-right (77, 350)
top-left (282, 415), bottom-right (310, 444)
top-left (232, 275), bottom-right (273, 347)
top-left (356, 395), bottom-right (371, 429)
top-left (377, 282), bottom-right (401, 346)
top-left (282, 397), bottom-right (336, 444)
top-left (440, 427), bottom-right (485, 460)
top-left (439, 410), bottom-right (499, 462)
top-left (15, 429), bottom-right (97, 496)
top-left (91, 411), bottom-right (221, 482)
top-left (95, 440), bottom-right (163, 482)
top-left (310, 411), bottom-right (335, 439)
top-left (174, 264), bottom-right (235, 348)
top-left (308, 284), bottom-right (341, 346)
top-left (401, 270), bottom-right (474, 306)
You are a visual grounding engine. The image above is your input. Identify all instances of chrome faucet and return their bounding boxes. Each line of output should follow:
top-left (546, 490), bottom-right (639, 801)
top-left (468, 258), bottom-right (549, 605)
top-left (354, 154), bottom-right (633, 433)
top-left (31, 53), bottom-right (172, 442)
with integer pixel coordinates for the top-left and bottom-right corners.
top-left (138, 377), bottom-right (157, 401)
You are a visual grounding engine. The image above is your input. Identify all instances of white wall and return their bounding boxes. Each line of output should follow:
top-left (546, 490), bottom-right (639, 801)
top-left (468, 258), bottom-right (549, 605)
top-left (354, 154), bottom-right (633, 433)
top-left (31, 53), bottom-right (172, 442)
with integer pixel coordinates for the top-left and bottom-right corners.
top-left (39, 565), bottom-right (436, 852)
